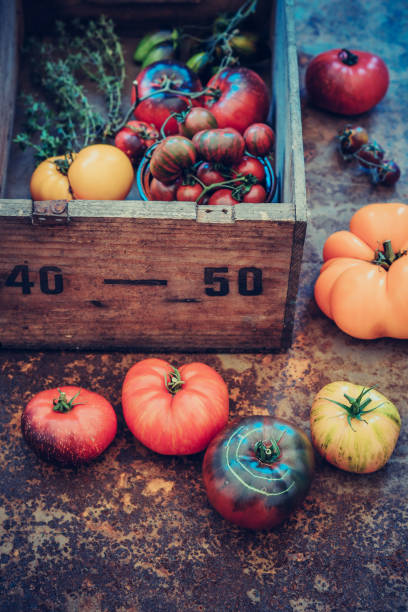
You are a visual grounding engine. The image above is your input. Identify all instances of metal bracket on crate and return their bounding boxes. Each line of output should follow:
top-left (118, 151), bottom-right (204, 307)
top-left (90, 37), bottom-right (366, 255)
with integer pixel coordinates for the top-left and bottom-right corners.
top-left (31, 200), bottom-right (70, 226)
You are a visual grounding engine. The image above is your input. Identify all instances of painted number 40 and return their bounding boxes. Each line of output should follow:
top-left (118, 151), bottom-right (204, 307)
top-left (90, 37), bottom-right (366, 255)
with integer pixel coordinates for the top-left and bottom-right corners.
top-left (5, 264), bottom-right (63, 295)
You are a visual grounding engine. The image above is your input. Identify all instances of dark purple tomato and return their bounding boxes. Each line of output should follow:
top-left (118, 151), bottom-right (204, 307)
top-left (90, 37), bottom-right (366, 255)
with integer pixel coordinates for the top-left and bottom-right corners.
top-left (338, 125), bottom-right (369, 155)
top-left (150, 177), bottom-right (179, 201)
top-left (114, 120), bottom-right (160, 163)
top-left (376, 160), bottom-right (401, 186)
top-left (355, 141), bottom-right (385, 168)
top-left (196, 161), bottom-right (229, 186)
top-left (132, 60), bottom-right (203, 135)
top-left (203, 415), bottom-right (315, 529)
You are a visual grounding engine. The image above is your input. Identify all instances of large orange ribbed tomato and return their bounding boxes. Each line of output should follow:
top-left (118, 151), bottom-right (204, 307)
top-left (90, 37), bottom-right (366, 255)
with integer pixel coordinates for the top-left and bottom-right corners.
top-left (314, 202), bottom-right (408, 339)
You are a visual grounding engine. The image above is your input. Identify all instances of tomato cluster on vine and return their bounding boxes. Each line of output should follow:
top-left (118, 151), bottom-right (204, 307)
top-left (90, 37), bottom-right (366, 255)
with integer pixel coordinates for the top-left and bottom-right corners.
top-left (338, 125), bottom-right (400, 187)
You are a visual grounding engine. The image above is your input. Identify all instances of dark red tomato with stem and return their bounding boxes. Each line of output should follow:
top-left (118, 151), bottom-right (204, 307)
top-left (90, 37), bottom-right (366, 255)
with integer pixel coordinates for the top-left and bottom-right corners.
top-left (192, 128), bottom-right (245, 165)
top-left (178, 107), bottom-right (218, 138)
top-left (150, 136), bottom-right (197, 184)
top-left (196, 161), bottom-right (230, 186)
top-left (306, 48), bottom-right (389, 115)
top-left (242, 183), bottom-right (267, 203)
top-left (176, 181), bottom-right (203, 202)
top-left (21, 386), bottom-right (117, 465)
top-left (207, 188), bottom-right (238, 206)
top-left (132, 60), bottom-right (203, 135)
top-left (122, 358), bottom-right (229, 455)
top-left (233, 156), bottom-right (266, 184)
top-left (114, 120), bottom-right (160, 163)
top-left (204, 67), bottom-right (270, 134)
top-left (150, 177), bottom-right (179, 201)
top-left (243, 123), bottom-right (275, 157)
top-left (355, 141), bottom-right (385, 168)
top-left (375, 160), bottom-right (401, 186)
top-left (203, 415), bottom-right (315, 530)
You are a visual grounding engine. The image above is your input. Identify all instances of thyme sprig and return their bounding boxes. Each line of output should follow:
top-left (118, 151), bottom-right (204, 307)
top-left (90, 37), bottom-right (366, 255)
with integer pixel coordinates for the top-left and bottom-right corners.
top-left (15, 16), bottom-right (126, 162)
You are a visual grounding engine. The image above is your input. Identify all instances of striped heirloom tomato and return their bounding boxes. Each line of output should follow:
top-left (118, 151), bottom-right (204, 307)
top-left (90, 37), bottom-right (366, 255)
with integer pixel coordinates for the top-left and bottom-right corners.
top-left (149, 136), bottom-right (197, 184)
top-left (192, 128), bottom-right (245, 165)
top-left (314, 202), bottom-right (408, 339)
top-left (310, 382), bottom-right (401, 473)
top-left (243, 123), bottom-right (275, 157)
top-left (203, 415), bottom-right (315, 530)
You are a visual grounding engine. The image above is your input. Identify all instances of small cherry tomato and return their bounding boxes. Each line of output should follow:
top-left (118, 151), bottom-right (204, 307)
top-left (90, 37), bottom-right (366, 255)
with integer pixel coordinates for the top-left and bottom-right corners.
top-left (242, 183), bottom-right (267, 203)
top-left (114, 120), bottom-right (159, 163)
top-left (338, 125), bottom-right (369, 155)
top-left (375, 160), bottom-right (401, 186)
top-left (149, 177), bottom-right (179, 201)
top-left (207, 188), bottom-right (238, 206)
top-left (178, 107), bottom-right (218, 138)
top-left (233, 155), bottom-right (266, 183)
top-left (243, 123), bottom-right (275, 156)
top-left (21, 386), bottom-right (117, 465)
top-left (176, 182), bottom-right (203, 201)
top-left (355, 141), bottom-right (385, 168)
top-left (196, 161), bottom-right (229, 186)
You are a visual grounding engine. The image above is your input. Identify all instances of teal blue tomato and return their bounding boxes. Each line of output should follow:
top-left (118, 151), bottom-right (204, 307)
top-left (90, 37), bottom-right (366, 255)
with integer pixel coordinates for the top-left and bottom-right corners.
top-left (202, 415), bottom-right (315, 530)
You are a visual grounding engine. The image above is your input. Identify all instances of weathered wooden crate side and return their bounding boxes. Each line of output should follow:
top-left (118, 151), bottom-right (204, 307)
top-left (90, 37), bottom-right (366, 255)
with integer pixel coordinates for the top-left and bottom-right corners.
top-left (0, 200), bottom-right (296, 351)
top-left (0, 0), bottom-right (307, 352)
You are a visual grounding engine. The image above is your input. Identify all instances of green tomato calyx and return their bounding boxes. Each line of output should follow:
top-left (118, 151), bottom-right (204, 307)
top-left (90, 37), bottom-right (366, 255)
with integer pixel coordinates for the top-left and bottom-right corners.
top-left (373, 240), bottom-right (407, 270)
top-left (52, 388), bottom-right (81, 413)
top-left (164, 367), bottom-right (185, 395)
top-left (325, 386), bottom-right (383, 430)
top-left (254, 437), bottom-right (282, 464)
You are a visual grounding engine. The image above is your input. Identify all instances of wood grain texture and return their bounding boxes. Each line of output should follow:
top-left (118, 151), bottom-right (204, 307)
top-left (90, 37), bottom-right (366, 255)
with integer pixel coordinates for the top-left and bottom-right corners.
top-left (0, 0), bottom-right (19, 196)
top-left (0, 212), bottom-right (295, 351)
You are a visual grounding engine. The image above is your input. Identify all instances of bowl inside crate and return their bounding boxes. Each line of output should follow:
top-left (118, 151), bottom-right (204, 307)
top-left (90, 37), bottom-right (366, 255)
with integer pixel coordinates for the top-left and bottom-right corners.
top-left (136, 144), bottom-right (277, 203)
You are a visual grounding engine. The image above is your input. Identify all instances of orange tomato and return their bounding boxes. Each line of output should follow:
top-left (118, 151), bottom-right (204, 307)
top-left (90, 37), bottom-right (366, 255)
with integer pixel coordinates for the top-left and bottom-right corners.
top-left (314, 202), bottom-right (408, 339)
top-left (30, 156), bottom-right (73, 201)
top-left (67, 144), bottom-right (134, 200)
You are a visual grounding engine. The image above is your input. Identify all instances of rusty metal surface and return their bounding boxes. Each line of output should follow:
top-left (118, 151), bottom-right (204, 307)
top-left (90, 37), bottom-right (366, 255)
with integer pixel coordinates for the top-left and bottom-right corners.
top-left (1, 1), bottom-right (408, 610)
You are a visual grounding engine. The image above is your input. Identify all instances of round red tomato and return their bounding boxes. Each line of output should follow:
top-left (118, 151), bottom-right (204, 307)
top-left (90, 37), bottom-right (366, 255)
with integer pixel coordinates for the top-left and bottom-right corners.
top-left (242, 183), bottom-right (267, 203)
top-left (305, 48), bottom-right (389, 115)
top-left (178, 107), bottom-right (218, 138)
top-left (176, 182), bottom-right (203, 202)
top-left (121, 358), bottom-right (229, 455)
top-left (196, 161), bottom-right (229, 186)
top-left (203, 415), bottom-right (315, 529)
top-left (243, 123), bottom-right (275, 157)
top-left (114, 120), bottom-right (160, 163)
top-left (149, 177), bottom-right (179, 201)
top-left (204, 67), bottom-right (270, 134)
top-left (233, 156), bottom-right (266, 183)
top-left (132, 60), bottom-right (203, 135)
top-left (21, 386), bottom-right (117, 465)
top-left (207, 188), bottom-right (238, 206)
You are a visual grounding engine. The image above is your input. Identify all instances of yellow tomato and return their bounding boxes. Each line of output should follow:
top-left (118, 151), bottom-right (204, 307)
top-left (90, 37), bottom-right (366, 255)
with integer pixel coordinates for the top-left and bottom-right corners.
top-left (67, 144), bottom-right (134, 200)
top-left (310, 381), bottom-right (401, 473)
top-left (30, 156), bottom-right (73, 201)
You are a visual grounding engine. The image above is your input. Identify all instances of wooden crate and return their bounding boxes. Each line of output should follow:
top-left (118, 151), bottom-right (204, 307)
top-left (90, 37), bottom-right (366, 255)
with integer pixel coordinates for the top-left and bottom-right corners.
top-left (0, 0), bottom-right (307, 352)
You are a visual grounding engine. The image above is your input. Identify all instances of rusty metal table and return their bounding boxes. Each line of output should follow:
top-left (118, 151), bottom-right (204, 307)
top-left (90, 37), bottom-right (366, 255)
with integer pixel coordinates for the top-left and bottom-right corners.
top-left (1, 1), bottom-right (407, 610)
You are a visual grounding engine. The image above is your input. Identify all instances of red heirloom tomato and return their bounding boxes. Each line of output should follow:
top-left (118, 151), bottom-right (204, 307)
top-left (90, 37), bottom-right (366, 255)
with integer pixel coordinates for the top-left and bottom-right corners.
top-left (132, 60), bottom-right (203, 134)
top-left (192, 128), bottom-right (245, 165)
top-left (314, 202), bottom-right (408, 339)
top-left (21, 386), bottom-right (117, 465)
top-left (203, 415), bottom-right (315, 530)
top-left (176, 182), bottom-right (203, 202)
top-left (150, 177), bottom-right (179, 201)
top-left (122, 358), bottom-right (229, 455)
top-left (204, 67), bottom-right (270, 134)
top-left (305, 48), bottom-right (389, 115)
top-left (310, 382), bottom-right (401, 473)
top-left (150, 136), bottom-right (197, 184)
top-left (114, 120), bottom-right (159, 163)
top-left (178, 106), bottom-right (218, 138)
top-left (243, 123), bottom-right (275, 157)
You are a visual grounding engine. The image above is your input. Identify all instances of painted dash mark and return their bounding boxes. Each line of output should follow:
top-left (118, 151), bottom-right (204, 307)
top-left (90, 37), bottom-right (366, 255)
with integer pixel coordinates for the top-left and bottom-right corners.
top-left (104, 279), bottom-right (168, 286)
